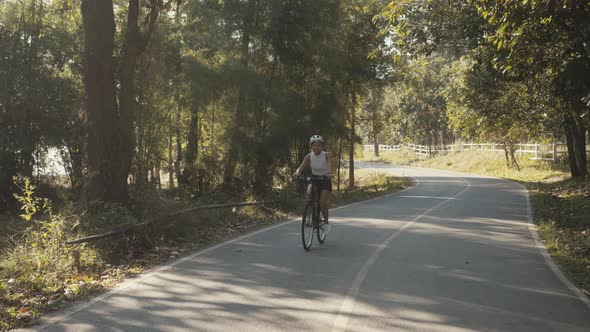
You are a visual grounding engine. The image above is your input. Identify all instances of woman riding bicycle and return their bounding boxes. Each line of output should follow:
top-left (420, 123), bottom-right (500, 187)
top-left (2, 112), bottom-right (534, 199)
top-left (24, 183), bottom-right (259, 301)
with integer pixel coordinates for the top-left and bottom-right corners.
top-left (294, 135), bottom-right (332, 227)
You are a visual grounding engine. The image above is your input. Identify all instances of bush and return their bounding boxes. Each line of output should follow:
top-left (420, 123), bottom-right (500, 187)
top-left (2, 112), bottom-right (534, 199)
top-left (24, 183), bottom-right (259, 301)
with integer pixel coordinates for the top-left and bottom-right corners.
top-left (1, 177), bottom-right (103, 329)
top-left (4, 177), bottom-right (77, 278)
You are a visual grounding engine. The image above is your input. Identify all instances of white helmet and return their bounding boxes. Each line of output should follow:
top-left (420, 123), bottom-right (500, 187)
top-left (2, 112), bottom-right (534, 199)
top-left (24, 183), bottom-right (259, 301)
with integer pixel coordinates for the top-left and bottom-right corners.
top-left (309, 135), bottom-right (324, 145)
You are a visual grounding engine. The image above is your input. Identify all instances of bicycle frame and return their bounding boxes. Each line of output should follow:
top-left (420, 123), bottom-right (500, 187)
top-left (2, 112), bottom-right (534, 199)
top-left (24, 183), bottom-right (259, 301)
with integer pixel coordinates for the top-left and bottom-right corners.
top-left (306, 182), bottom-right (321, 224)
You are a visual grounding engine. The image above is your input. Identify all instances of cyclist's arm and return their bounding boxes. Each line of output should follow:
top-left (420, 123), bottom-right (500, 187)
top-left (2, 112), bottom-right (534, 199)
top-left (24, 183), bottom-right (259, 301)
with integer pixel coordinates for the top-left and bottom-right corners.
top-left (294, 154), bottom-right (310, 176)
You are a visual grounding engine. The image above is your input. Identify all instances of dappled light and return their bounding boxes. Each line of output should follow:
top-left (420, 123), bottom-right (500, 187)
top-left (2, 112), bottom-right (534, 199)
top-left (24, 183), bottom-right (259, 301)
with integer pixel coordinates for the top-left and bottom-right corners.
top-left (26, 170), bottom-right (589, 331)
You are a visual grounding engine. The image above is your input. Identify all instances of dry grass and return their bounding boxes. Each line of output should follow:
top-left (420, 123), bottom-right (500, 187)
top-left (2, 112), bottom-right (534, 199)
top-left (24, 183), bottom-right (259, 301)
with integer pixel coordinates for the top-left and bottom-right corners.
top-left (360, 150), bottom-right (569, 182)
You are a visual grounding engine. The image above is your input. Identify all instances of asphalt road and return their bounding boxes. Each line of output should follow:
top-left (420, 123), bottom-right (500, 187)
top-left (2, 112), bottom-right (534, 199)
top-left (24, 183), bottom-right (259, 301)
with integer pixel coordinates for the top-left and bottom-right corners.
top-left (24, 164), bottom-right (590, 331)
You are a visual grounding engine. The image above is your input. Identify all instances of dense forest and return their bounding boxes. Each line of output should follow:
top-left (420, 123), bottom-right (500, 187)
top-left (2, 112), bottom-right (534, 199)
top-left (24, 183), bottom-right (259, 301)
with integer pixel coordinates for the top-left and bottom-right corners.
top-left (1, 0), bottom-right (588, 213)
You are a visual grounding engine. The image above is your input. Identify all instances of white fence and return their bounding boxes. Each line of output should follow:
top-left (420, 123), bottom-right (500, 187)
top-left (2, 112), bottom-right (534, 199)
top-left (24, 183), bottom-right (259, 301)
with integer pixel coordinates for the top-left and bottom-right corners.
top-left (362, 144), bottom-right (402, 152)
top-left (363, 142), bottom-right (584, 161)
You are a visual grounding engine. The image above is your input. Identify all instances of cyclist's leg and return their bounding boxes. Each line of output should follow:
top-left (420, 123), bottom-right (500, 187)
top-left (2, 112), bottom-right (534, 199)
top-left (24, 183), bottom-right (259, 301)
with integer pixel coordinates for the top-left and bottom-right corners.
top-left (320, 189), bottom-right (329, 223)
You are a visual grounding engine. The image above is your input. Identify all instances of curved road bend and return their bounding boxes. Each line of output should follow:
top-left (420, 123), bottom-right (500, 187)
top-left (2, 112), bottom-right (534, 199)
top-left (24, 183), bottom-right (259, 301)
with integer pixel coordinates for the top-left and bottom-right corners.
top-left (22, 164), bottom-right (590, 332)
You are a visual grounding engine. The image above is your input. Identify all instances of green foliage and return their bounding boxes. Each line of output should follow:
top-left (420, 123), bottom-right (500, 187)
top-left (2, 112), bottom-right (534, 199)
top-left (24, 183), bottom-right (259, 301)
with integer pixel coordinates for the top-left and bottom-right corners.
top-left (382, 56), bottom-right (452, 146)
top-left (469, 0), bottom-right (590, 176)
top-left (6, 177), bottom-right (79, 276)
top-left (0, 0), bottom-right (84, 210)
top-left (445, 49), bottom-right (545, 148)
top-left (0, 176), bottom-right (102, 329)
top-left (377, 0), bottom-right (487, 60)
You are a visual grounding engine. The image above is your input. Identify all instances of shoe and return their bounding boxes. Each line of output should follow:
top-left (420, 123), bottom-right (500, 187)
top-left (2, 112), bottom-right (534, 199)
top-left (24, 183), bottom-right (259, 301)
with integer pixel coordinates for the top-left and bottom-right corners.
top-left (321, 221), bottom-right (331, 234)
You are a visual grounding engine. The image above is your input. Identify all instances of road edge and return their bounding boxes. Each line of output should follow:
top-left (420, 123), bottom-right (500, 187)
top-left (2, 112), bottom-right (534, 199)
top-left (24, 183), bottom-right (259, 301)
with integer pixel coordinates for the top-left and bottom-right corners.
top-left (513, 179), bottom-right (590, 311)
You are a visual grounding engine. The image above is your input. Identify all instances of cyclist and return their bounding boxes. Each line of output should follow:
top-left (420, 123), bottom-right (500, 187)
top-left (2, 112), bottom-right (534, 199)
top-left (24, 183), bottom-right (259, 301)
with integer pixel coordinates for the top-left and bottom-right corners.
top-left (294, 135), bottom-right (332, 228)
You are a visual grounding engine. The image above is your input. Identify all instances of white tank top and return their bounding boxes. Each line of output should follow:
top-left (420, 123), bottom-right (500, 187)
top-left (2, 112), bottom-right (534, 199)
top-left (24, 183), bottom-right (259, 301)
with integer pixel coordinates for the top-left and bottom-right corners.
top-left (309, 151), bottom-right (329, 176)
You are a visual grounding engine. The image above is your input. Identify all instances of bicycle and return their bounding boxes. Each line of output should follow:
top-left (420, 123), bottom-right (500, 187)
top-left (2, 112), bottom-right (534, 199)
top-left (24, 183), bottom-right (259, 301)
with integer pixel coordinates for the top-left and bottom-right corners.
top-left (297, 175), bottom-right (330, 251)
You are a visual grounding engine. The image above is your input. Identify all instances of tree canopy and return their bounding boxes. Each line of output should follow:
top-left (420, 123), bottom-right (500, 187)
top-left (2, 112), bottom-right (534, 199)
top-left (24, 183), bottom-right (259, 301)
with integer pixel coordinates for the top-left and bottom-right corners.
top-left (1, 0), bottom-right (588, 213)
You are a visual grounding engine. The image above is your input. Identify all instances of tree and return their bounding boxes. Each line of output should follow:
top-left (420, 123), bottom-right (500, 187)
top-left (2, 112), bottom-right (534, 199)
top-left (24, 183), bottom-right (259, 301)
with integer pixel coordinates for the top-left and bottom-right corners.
top-left (445, 52), bottom-right (543, 170)
top-left (0, 0), bottom-right (82, 211)
top-left (340, 0), bottom-right (386, 188)
top-left (80, 0), bottom-right (121, 203)
top-left (358, 84), bottom-right (386, 156)
top-left (377, 0), bottom-right (487, 61)
top-left (470, 0), bottom-right (590, 177)
top-left (384, 56), bottom-right (451, 150)
top-left (80, 0), bottom-right (174, 204)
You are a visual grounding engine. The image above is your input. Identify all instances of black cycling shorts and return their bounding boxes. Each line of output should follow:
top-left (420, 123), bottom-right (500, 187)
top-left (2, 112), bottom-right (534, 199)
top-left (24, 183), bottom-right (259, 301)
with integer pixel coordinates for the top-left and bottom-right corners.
top-left (315, 179), bottom-right (332, 192)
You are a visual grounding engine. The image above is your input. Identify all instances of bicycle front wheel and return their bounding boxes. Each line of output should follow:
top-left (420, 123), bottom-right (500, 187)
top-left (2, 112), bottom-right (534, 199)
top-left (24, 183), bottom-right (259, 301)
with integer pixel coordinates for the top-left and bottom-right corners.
top-left (301, 202), bottom-right (314, 251)
top-left (317, 220), bottom-right (327, 244)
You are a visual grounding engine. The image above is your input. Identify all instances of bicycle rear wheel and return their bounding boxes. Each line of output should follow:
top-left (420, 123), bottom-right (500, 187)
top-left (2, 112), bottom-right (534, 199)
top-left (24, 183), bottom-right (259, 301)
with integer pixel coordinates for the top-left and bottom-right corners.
top-left (301, 202), bottom-right (314, 251)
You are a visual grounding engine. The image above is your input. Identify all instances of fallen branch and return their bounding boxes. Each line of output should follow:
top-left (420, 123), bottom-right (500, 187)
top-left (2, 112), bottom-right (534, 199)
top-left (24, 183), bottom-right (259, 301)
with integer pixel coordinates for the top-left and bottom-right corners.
top-left (347, 184), bottom-right (379, 194)
top-left (169, 200), bottom-right (278, 217)
top-left (66, 200), bottom-right (279, 245)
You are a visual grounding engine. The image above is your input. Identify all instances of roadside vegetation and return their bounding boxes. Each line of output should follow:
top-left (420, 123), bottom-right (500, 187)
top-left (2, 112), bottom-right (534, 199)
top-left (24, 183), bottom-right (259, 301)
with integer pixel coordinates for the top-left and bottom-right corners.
top-left (360, 149), bottom-right (590, 297)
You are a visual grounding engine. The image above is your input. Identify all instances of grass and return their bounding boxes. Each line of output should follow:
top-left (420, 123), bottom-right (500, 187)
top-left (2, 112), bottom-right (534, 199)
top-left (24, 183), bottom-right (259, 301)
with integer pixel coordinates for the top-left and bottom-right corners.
top-left (359, 149), bottom-right (590, 296)
top-left (360, 149), bottom-right (567, 181)
top-left (0, 173), bottom-right (410, 331)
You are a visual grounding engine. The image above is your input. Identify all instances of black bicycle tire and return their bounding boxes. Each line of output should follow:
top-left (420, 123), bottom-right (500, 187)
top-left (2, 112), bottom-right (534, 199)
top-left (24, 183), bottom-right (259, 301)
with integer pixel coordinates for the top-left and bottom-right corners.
top-left (301, 202), bottom-right (314, 251)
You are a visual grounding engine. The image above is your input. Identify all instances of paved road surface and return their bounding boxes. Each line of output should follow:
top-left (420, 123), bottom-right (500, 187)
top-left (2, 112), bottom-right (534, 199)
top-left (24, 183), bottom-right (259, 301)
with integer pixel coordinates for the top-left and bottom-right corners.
top-left (24, 164), bottom-right (590, 331)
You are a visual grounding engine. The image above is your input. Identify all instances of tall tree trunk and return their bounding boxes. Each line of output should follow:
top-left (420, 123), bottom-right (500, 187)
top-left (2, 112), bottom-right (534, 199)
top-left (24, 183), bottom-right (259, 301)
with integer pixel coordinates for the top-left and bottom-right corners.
top-left (253, 51), bottom-right (276, 195)
top-left (174, 111), bottom-right (183, 183)
top-left (222, 94), bottom-right (246, 191)
top-left (223, 0), bottom-right (255, 191)
top-left (502, 141), bottom-right (520, 171)
top-left (172, 3), bottom-right (183, 187)
top-left (154, 160), bottom-right (161, 189)
top-left (135, 110), bottom-right (145, 186)
top-left (253, 148), bottom-right (270, 195)
top-left (502, 143), bottom-right (511, 168)
top-left (118, 0), bottom-right (139, 187)
top-left (373, 132), bottom-right (379, 157)
top-left (222, 74), bottom-right (248, 190)
top-left (81, 0), bottom-right (126, 203)
top-left (119, 0), bottom-right (160, 192)
top-left (168, 132), bottom-right (175, 189)
top-left (348, 82), bottom-right (356, 189)
top-left (181, 106), bottom-right (199, 186)
top-left (337, 136), bottom-right (343, 192)
top-left (564, 112), bottom-right (588, 177)
top-left (509, 146), bottom-right (520, 172)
